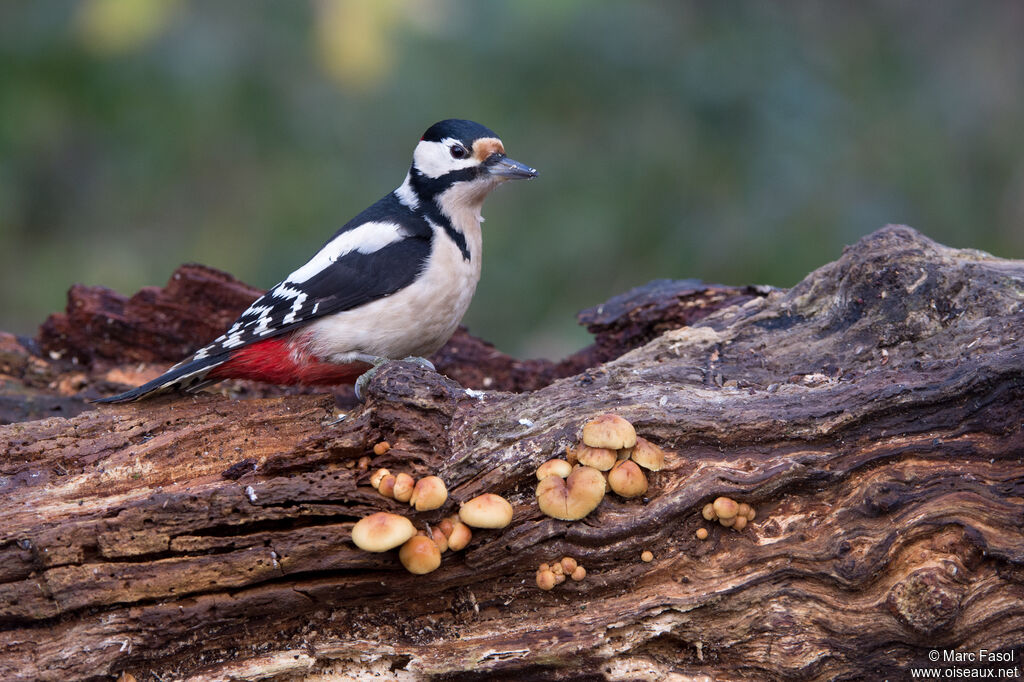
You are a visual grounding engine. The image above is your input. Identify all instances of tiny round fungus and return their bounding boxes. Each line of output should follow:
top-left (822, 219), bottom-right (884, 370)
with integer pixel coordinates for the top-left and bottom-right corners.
top-left (357, 456), bottom-right (371, 471)
top-left (378, 474), bottom-right (397, 498)
top-left (393, 473), bottom-right (415, 503)
top-left (641, 550), bottom-right (654, 562)
top-left (373, 441), bottom-right (391, 455)
top-left (582, 414), bottom-right (637, 450)
top-left (571, 565), bottom-right (587, 581)
top-left (554, 572), bottom-right (566, 585)
top-left (536, 465), bottom-right (606, 520)
top-left (702, 503), bottom-right (717, 521)
top-left (630, 437), bottom-right (665, 471)
top-left (573, 445), bottom-right (617, 472)
top-left (696, 527), bottom-right (709, 540)
top-left (438, 516), bottom-right (455, 538)
top-left (560, 557), bottom-right (577, 574)
top-left (713, 497), bottom-right (739, 520)
top-left (733, 515), bottom-right (748, 531)
top-left (746, 506), bottom-right (757, 521)
top-left (536, 459), bottom-right (572, 481)
top-left (550, 562), bottom-right (564, 576)
top-left (446, 521), bottom-right (472, 551)
top-left (459, 493), bottom-right (514, 529)
top-left (719, 516), bottom-right (736, 528)
top-left (607, 459), bottom-right (648, 498)
top-left (398, 535), bottom-right (441, 574)
top-left (431, 526), bottom-right (449, 552)
top-left (351, 512), bottom-right (416, 552)
top-left (410, 476), bottom-right (448, 511)
top-left (737, 503), bottom-right (751, 519)
top-left (536, 569), bottom-right (556, 591)
top-left (370, 468), bottom-right (391, 490)
top-left (538, 562), bottom-right (550, 573)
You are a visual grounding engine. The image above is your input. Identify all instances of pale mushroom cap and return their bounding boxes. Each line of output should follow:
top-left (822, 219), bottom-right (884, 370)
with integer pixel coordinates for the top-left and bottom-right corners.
top-left (701, 503), bottom-right (717, 521)
top-left (431, 526), bottom-right (449, 553)
top-left (535, 465), bottom-right (606, 520)
top-left (571, 565), bottom-right (587, 581)
top-left (536, 569), bottom-right (556, 590)
top-left (732, 515), bottom-right (748, 531)
top-left (410, 476), bottom-right (448, 511)
top-left (351, 512), bottom-right (417, 552)
top-left (393, 473), bottom-right (415, 503)
top-left (536, 459), bottom-right (573, 481)
top-left (713, 497), bottom-right (739, 520)
top-left (696, 527), bottom-right (709, 540)
top-left (398, 535), bottom-right (442, 574)
top-left (582, 414), bottom-right (637, 450)
top-left (574, 445), bottom-right (617, 472)
top-left (370, 468), bottom-right (391, 489)
top-left (630, 437), bottom-right (665, 471)
top-left (719, 516), bottom-right (736, 528)
top-left (641, 550), bottom-right (654, 562)
top-left (560, 557), bottom-right (577, 574)
top-left (378, 474), bottom-right (397, 498)
top-left (607, 459), bottom-right (648, 498)
top-left (446, 521), bottom-right (472, 551)
top-left (459, 493), bottom-right (514, 529)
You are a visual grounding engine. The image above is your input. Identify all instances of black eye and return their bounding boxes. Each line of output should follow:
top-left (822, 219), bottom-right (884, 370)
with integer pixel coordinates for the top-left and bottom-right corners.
top-left (449, 145), bottom-right (468, 159)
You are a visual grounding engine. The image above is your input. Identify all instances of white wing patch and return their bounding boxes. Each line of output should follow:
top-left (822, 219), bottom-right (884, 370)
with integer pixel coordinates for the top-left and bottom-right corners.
top-left (285, 221), bottom-right (406, 284)
top-left (180, 220), bottom-right (411, 364)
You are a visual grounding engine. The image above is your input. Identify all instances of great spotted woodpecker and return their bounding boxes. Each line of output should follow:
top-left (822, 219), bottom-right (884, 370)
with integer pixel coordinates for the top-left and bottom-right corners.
top-left (97, 119), bottom-right (537, 403)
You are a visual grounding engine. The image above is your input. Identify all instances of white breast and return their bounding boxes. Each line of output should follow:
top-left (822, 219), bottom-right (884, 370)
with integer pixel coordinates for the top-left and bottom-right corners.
top-left (302, 213), bottom-right (483, 361)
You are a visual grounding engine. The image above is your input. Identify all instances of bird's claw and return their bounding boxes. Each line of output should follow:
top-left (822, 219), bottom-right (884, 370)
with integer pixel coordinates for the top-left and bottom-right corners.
top-left (400, 355), bottom-right (436, 372)
top-left (354, 356), bottom-right (437, 402)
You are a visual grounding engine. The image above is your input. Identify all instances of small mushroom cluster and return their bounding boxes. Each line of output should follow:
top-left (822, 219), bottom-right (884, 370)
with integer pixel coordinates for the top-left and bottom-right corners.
top-left (349, 492), bottom-right (515, 575)
top-left (701, 496), bottom-right (756, 532)
top-left (535, 414), bottom-right (666, 521)
top-left (535, 556), bottom-right (587, 590)
top-left (370, 468), bottom-right (448, 511)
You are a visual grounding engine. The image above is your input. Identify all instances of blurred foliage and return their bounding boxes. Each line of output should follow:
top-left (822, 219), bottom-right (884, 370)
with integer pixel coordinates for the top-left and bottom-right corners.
top-left (1, 1), bottom-right (1023, 358)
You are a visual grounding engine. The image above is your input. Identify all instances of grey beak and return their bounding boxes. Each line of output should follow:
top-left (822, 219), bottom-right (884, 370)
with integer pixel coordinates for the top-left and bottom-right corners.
top-left (487, 155), bottom-right (539, 179)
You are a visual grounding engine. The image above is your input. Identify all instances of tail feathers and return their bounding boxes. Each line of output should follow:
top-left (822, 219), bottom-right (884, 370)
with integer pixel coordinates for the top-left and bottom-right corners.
top-left (93, 355), bottom-right (227, 404)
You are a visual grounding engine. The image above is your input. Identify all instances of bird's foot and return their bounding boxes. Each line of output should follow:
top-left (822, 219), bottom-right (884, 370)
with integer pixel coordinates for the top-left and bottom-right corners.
top-left (353, 355), bottom-right (437, 402)
top-left (399, 355), bottom-right (436, 372)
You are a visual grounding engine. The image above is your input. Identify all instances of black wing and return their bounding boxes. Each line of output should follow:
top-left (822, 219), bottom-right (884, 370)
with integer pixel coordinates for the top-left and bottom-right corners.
top-left (95, 193), bottom-right (433, 403)
top-left (189, 196), bottom-right (433, 363)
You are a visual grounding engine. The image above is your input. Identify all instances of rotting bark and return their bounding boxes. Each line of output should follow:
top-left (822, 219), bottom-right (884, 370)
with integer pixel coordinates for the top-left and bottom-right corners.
top-left (1, 225), bottom-right (1022, 681)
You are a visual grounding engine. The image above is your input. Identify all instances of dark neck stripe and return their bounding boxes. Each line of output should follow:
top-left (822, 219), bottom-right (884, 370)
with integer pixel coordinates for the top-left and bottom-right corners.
top-left (409, 167), bottom-right (475, 261)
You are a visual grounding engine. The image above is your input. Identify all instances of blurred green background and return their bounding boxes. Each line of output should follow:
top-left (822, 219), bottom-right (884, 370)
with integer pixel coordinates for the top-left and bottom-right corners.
top-left (2, 1), bottom-right (1023, 359)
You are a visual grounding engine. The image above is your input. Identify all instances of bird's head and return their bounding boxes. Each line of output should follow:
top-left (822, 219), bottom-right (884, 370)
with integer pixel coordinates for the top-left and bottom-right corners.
top-left (408, 119), bottom-right (537, 213)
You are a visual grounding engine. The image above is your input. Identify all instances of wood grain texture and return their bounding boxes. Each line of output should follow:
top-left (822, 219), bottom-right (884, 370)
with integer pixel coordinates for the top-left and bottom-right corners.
top-left (1, 226), bottom-right (1022, 681)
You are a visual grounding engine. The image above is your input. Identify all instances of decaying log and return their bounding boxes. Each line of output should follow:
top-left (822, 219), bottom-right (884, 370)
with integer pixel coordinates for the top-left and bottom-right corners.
top-left (1, 225), bottom-right (1022, 681)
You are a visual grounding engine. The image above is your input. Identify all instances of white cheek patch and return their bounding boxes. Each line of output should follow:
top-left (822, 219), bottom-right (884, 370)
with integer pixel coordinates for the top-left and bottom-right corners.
top-left (285, 221), bottom-right (405, 284)
top-left (413, 138), bottom-right (480, 178)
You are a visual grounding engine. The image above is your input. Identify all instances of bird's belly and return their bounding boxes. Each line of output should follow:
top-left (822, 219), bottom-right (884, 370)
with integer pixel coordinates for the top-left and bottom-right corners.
top-left (304, 236), bottom-right (481, 360)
